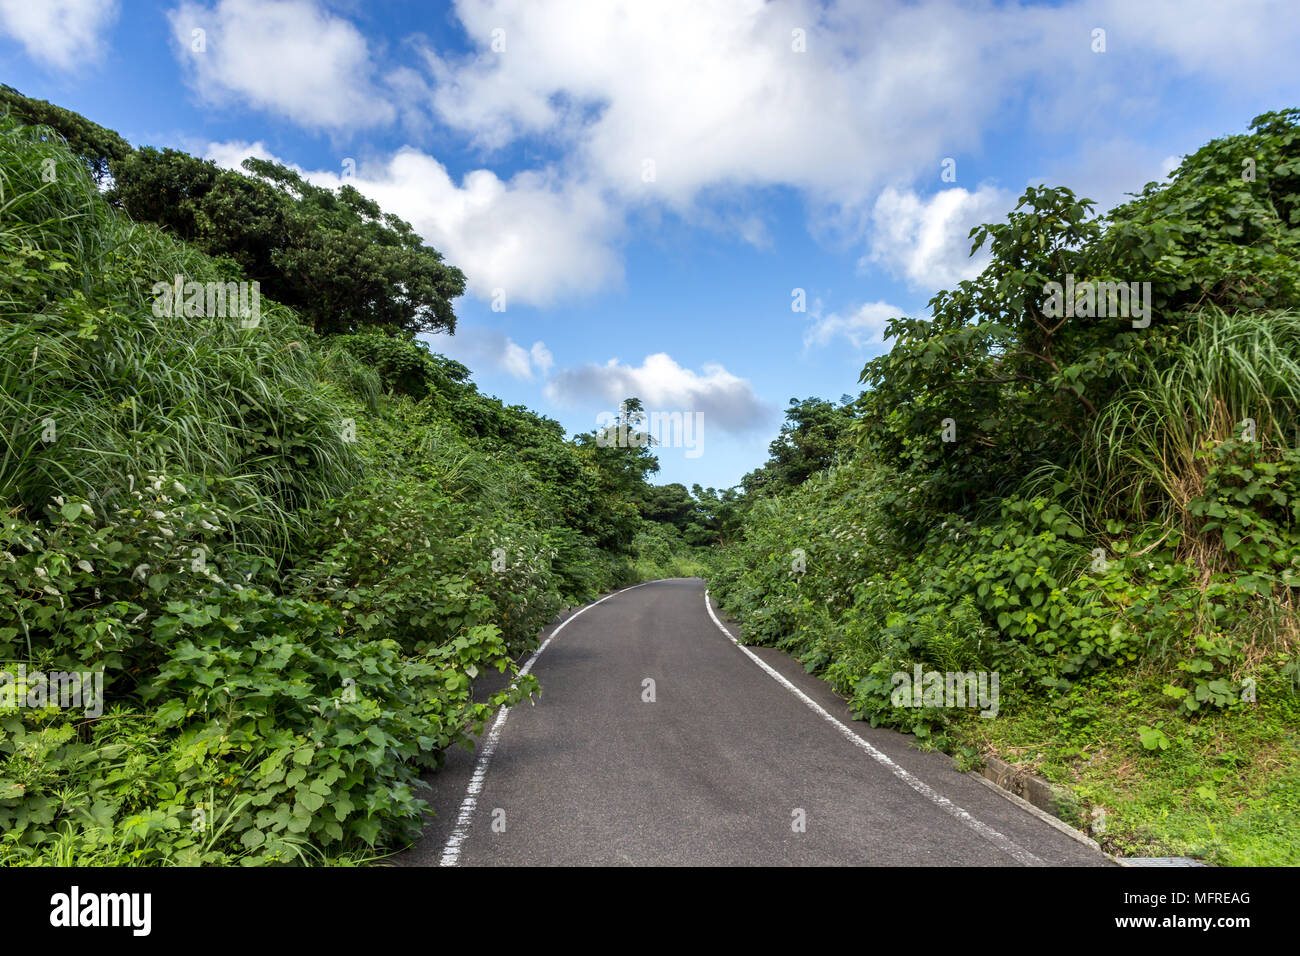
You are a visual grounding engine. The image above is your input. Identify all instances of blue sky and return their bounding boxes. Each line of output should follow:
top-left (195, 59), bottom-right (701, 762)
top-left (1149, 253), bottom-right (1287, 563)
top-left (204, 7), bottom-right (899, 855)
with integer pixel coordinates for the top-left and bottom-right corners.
top-left (3, 0), bottom-right (1298, 490)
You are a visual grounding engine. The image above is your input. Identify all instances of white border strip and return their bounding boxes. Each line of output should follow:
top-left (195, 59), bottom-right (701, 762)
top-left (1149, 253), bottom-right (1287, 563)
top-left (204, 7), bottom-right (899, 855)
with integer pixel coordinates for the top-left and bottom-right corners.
top-left (704, 589), bottom-right (1045, 867)
top-left (438, 581), bottom-right (657, 866)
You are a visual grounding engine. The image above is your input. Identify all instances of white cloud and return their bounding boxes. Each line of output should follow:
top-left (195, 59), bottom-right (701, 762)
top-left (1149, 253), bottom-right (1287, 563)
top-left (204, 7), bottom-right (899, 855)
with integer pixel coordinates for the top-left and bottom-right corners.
top-left (500, 338), bottom-right (532, 379)
top-left (202, 139), bottom-right (285, 171)
top-left (428, 0), bottom-right (1000, 212)
top-left (366, 157), bottom-right (622, 306)
top-left (0, 0), bottom-right (118, 69)
top-left (545, 352), bottom-right (770, 433)
top-left (419, 0), bottom-right (1300, 301)
top-left (803, 301), bottom-right (906, 350)
top-left (339, 153), bottom-right (623, 306)
top-left (529, 341), bottom-right (553, 375)
top-left (865, 185), bottom-right (1012, 291)
top-left (169, 0), bottom-right (395, 129)
top-left (204, 140), bottom-right (622, 307)
top-left (425, 328), bottom-right (553, 381)
top-left (201, 0), bottom-right (1300, 307)
top-left (1099, 0), bottom-right (1300, 86)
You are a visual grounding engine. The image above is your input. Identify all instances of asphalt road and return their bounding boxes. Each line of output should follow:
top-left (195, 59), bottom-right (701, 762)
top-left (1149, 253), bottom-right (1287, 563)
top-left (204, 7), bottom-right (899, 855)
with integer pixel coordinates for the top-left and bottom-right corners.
top-left (397, 578), bottom-right (1111, 867)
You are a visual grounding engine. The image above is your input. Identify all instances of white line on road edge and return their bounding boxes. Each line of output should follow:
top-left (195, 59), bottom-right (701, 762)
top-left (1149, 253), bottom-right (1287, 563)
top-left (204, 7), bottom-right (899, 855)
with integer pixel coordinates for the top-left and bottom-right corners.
top-left (703, 589), bottom-right (1045, 867)
top-left (438, 580), bottom-right (659, 866)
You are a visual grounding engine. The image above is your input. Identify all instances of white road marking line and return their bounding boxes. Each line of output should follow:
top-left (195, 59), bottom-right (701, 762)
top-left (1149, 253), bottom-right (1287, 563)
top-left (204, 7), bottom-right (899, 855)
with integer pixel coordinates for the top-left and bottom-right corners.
top-left (438, 580), bottom-right (659, 866)
top-left (703, 588), bottom-right (1045, 867)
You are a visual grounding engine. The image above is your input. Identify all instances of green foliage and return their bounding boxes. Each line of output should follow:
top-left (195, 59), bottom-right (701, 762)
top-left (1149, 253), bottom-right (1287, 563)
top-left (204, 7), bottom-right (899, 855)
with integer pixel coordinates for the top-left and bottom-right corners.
top-left (856, 111), bottom-right (1300, 540)
top-left (0, 488), bottom-right (534, 864)
top-left (713, 108), bottom-right (1300, 840)
top-left (953, 665), bottom-right (1300, 865)
top-left (110, 148), bottom-right (465, 336)
top-left (686, 483), bottom-right (747, 545)
top-left (0, 116), bottom-right (359, 563)
top-left (1066, 307), bottom-right (1300, 525)
top-left (1097, 109), bottom-right (1300, 316)
top-left (1190, 438), bottom-right (1300, 576)
top-left (330, 328), bottom-right (453, 401)
top-left (0, 85), bottom-right (133, 185)
top-left (742, 395), bottom-right (860, 497)
top-left (0, 109), bottom-right (683, 866)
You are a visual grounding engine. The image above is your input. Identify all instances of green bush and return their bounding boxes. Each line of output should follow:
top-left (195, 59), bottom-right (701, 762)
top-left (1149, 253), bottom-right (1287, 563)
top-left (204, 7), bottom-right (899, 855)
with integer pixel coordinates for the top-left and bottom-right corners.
top-left (713, 111), bottom-right (1300, 752)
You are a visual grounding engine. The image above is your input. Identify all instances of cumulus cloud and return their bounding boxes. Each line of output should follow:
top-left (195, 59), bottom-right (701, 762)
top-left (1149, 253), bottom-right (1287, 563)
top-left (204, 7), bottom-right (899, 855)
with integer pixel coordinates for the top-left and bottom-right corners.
top-left (528, 341), bottom-right (553, 375)
top-left (168, 0), bottom-right (395, 129)
top-left (198, 0), bottom-right (1300, 307)
top-left (202, 139), bottom-right (286, 171)
top-left (803, 301), bottom-right (906, 350)
top-left (204, 141), bottom-right (622, 306)
top-left (360, 156), bottom-right (623, 306)
top-left (864, 185), bottom-right (1012, 291)
top-left (0, 0), bottom-right (118, 69)
top-left (426, 328), bottom-right (553, 381)
top-left (427, 0), bottom-right (998, 212)
top-left (421, 0), bottom-right (1300, 300)
top-left (545, 353), bottom-right (770, 434)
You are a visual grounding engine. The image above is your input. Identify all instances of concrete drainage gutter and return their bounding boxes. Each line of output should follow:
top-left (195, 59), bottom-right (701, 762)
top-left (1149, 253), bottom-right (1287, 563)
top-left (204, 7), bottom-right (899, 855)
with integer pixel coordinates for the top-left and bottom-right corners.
top-left (978, 755), bottom-right (1071, 814)
top-left (968, 754), bottom-right (1132, 867)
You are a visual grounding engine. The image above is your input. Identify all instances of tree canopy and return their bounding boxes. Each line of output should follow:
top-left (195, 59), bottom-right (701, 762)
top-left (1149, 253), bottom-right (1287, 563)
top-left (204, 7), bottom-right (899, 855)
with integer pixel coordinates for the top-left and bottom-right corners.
top-left (0, 84), bottom-right (132, 185)
top-left (111, 149), bottom-right (465, 336)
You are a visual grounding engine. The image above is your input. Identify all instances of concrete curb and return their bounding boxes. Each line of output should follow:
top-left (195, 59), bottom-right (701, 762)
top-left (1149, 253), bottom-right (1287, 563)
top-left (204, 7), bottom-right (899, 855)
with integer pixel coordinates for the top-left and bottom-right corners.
top-left (969, 756), bottom-right (1130, 866)
top-left (979, 755), bottom-right (1074, 815)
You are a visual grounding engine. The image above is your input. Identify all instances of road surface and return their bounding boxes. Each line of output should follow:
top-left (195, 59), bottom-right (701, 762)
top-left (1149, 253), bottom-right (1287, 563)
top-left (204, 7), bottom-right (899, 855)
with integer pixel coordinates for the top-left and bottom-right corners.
top-left (398, 578), bottom-right (1111, 867)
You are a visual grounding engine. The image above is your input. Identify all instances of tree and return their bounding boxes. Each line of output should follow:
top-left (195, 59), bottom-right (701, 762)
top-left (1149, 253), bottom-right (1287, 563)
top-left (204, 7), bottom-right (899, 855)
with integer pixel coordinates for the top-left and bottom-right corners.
top-left (687, 484), bottom-right (745, 545)
top-left (856, 109), bottom-right (1300, 533)
top-left (641, 482), bottom-right (697, 530)
top-left (110, 148), bottom-right (465, 336)
top-left (573, 398), bottom-right (662, 550)
top-left (741, 396), bottom-right (859, 497)
top-left (0, 85), bottom-right (133, 185)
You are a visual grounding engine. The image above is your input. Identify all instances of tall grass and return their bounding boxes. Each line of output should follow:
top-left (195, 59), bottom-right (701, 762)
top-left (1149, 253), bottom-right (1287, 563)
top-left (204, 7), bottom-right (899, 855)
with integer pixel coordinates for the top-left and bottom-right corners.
top-left (0, 115), bottom-right (361, 562)
top-left (1033, 308), bottom-right (1300, 528)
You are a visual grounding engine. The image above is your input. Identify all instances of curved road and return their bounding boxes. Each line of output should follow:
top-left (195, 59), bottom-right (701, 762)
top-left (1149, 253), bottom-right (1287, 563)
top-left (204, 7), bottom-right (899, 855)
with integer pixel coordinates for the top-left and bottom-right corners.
top-left (399, 578), bottom-right (1110, 867)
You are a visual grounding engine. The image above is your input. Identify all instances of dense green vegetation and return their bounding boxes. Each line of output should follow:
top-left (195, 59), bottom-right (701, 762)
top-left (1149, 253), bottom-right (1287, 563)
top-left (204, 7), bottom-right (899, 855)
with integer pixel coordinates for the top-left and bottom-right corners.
top-left (5, 82), bottom-right (1298, 867)
top-left (0, 85), bottom-right (131, 187)
top-left (711, 110), bottom-right (1300, 864)
top-left (0, 104), bottom-right (699, 865)
top-left (1, 85), bottom-right (464, 338)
